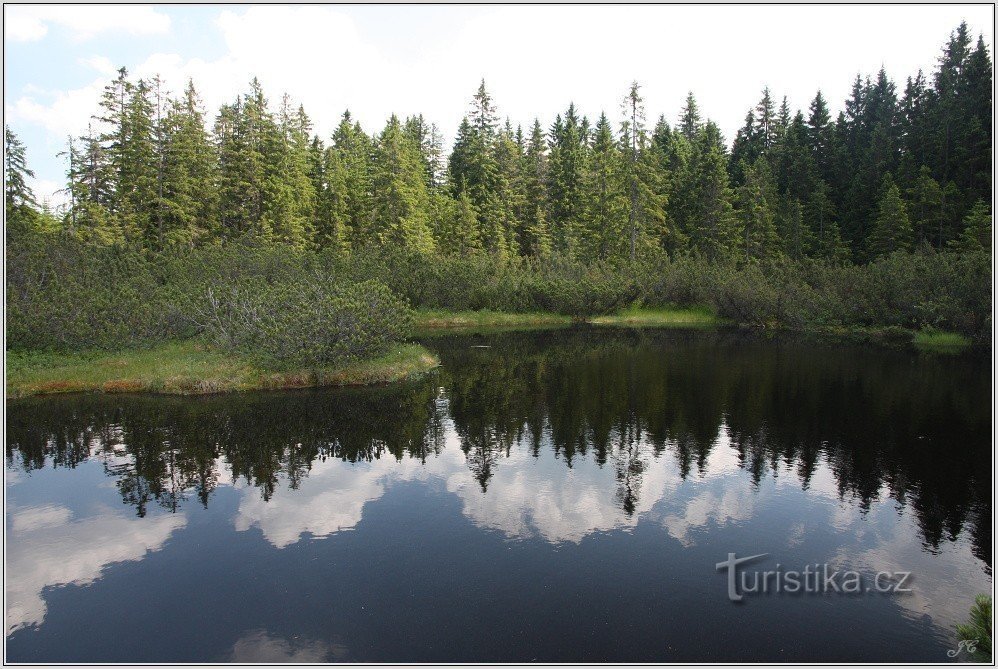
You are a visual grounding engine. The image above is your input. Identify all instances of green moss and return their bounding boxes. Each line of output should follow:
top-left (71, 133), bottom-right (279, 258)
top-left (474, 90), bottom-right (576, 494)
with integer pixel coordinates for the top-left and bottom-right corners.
top-left (914, 328), bottom-right (972, 352)
top-left (589, 305), bottom-right (724, 327)
top-left (6, 341), bottom-right (439, 398)
top-left (414, 309), bottom-right (572, 333)
top-left (413, 306), bottom-right (724, 333)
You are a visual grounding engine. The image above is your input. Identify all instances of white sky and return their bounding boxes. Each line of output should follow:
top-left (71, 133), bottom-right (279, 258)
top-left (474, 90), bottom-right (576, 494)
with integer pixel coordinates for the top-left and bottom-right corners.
top-left (4, 5), bottom-right (994, 206)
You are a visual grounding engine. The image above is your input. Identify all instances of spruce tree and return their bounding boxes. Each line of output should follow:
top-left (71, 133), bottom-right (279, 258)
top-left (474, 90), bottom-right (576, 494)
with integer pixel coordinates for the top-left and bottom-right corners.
top-left (737, 157), bottom-right (780, 262)
top-left (157, 80), bottom-right (219, 247)
top-left (806, 91), bottom-right (835, 182)
top-left (679, 91), bottom-right (703, 140)
top-left (868, 174), bottom-right (913, 257)
top-left (685, 122), bottom-right (737, 260)
top-left (448, 81), bottom-right (506, 255)
top-left (332, 111), bottom-right (375, 247)
top-left (4, 126), bottom-right (36, 217)
top-left (906, 165), bottom-right (944, 247)
top-left (371, 115), bottom-right (435, 254)
top-left (948, 199), bottom-right (991, 253)
top-left (582, 112), bottom-right (627, 260)
top-left (620, 82), bottom-right (669, 259)
top-left (755, 87), bottom-right (778, 150)
top-left (313, 142), bottom-right (350, 251)
top-left (518, 119), bottom-right (550, 257)
top-left (261, 94), bottom-right (315, 248)
top-left (547, 104), bottom-right (588, 256)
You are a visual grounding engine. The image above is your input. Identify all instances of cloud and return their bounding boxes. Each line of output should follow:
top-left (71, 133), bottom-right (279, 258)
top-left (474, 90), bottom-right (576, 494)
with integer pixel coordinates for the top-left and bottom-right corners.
top-left (233, 459), bottom-right (388, 549)
top-left (79, 55), bottom-right (117, 77)
top-left (4, 6), bottom-right (170, 43)
top-left (228, 629), bottom-right (347, 663)
top-left (8, 79), bottom-right (106, 138)
top-left (6, 504), bottom-right (185, 633)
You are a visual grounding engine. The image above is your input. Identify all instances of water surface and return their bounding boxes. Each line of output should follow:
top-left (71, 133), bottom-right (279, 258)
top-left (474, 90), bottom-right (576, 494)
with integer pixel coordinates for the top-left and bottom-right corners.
top-left (5, 329), bottom-right (991, 662)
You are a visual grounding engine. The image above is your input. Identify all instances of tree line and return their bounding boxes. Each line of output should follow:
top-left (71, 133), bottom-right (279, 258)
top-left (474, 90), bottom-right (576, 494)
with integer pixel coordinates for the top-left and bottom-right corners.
top-left (5, 23), bottom-right (991, 264)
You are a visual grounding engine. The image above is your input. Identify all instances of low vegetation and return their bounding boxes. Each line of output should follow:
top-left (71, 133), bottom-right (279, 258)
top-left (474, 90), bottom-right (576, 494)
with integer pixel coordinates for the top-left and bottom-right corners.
top-left (590, 305), bottom-right (723, 328)
top-left (415, 309), bottom-right (571, 331)
top-left (914, 328), bottom-right (973, 352)
top-left (956, 594), bottom-right (993, 662)
top-left (7, 341), bottom-right (438, 399)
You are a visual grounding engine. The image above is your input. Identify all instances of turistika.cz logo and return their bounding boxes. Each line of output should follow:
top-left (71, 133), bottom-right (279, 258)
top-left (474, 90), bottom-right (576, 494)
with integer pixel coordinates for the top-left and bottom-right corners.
top-left (716, 553), bottom-right (913, 602)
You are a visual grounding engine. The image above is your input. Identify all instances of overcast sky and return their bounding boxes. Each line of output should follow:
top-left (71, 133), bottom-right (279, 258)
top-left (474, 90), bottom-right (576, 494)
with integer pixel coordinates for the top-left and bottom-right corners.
top-left (4, 4), bottom-right (994, 207)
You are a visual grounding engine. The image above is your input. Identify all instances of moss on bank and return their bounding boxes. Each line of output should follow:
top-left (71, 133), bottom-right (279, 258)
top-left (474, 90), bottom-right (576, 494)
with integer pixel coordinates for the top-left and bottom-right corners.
top-left (914, 328), bottom-right (973, 352)
top-left (589, 305), bottom-right (725, 327)
top-left (414, 307), bottom-right (976, 354)
top-left (414, 306), bottom-right (723, 333)
top-left (414, 309), bottom-right (572, 331)
top-left (7, 341), bottom-right (439, 399)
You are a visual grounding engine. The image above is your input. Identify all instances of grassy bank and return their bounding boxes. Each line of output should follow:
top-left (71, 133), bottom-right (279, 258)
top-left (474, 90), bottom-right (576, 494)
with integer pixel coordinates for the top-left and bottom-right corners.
top-left (914, 328), bottom-right (973, 352)
top-left (414, 309), bottom-right (572, 331)
top-left (589, 305), bottom-right (725, 327)
top-left (413, 306), bottom-right (974, 353)
top-left (415, 306), bottom-right (724, 332)
top-left (7, 341), bottom-right (439, 399)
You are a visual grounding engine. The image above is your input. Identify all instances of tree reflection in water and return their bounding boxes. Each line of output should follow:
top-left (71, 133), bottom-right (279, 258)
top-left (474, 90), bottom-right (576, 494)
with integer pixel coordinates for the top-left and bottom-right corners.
top-left (7, 328), bottom-right (990, 566)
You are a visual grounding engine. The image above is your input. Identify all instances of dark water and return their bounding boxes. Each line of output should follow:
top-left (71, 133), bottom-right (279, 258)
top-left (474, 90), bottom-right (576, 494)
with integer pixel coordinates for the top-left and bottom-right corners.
top-left (5, 328), bottom-right (991, 662)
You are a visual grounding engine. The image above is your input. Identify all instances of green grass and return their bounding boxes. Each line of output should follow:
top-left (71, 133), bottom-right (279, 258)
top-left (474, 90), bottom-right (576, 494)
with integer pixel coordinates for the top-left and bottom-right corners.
top-left (914, 328), bottom-right (972, 352)
top-left (414, 306), bottom-right (723, 333)
top-left (6, 341), bottom-right (439, 399)
top-left (414, 309), bottom-right (572, 332)
top-left (590, 305), bottom-right (724, 327)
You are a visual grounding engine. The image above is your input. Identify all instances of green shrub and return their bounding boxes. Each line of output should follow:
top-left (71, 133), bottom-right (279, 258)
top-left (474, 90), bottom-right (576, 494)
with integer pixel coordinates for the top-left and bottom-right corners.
top-left (6, 223), bottom-right (991, 355)
top-left (187, 275), bottom-right (413, 368)
top-left (956, 594), bottom-right (992, 662)
top-left (6, 234), bottom-right (167, 351)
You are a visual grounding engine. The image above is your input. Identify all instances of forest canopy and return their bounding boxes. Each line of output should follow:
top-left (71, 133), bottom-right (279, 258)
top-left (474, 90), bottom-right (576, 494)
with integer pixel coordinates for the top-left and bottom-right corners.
top-left (5, 22), bottom-right (991, 262)
top-left (4, 23), bottom-right (993, 358)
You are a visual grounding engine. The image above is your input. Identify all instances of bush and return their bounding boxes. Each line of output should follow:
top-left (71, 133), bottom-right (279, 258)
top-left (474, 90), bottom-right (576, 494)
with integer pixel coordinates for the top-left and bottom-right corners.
top-left (6, 234), bottom-right (167, 351)
top-left (187, 275), bottom-right (413, 368)
top-left (6, 223), bottom-right (991, 355)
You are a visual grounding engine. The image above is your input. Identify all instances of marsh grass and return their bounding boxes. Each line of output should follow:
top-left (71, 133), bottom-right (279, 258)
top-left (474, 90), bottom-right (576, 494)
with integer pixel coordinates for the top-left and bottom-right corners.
top-left (914, 328), bottom-right (972, 352)
top-left (414, 309), bottom-right (572, 332)
top-left (589, 305), bottom-right (725, 327)
top-left (7, 341), bottom-right (439, 398)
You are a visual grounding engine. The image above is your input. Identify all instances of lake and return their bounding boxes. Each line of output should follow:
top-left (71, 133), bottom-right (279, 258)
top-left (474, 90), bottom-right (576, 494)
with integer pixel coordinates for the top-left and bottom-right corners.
top-left (5, 328), bottom-right (991, 662)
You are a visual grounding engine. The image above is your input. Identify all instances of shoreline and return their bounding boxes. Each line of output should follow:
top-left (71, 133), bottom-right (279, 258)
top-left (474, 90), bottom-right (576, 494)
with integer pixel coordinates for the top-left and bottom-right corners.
top-left (7, 342), bottom-right (440, 399)
top-left (6, 309), bottom-right (975, 399)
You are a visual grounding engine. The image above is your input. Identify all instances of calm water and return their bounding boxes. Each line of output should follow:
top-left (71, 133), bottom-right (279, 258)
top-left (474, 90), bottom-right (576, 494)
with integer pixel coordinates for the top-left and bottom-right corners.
top-left (5, 329), bottom-right (991, 662)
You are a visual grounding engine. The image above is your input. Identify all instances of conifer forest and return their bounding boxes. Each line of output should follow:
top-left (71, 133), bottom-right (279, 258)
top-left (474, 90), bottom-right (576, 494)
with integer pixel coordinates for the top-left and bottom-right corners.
top-left (5, 22), bottom-right (992, 361)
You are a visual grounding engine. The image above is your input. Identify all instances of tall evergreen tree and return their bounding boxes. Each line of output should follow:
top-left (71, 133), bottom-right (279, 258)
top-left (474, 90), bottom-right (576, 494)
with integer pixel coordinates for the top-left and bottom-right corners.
top-left (518, 119), bottom-right (550, 257)
top-left (737, 157), bottom-right (779, 262)
top-left (582, 113), bottom-right (627, 260)
top-left (331, 110), bottom-right (374, 247)
top-left (620, 82), bottom-right (669, 259)
top-left (948, 199), bottom-right (991, 253)
top-left (157, 80), bottom-right (219, 247)
top-left (868, 174), bottom-right (913, 257)
top-left (684, 122), bottom-right (738, 260)
top-left (449, 81), bottom-right (507, 255)
top-left (370, 115), bottom-right (435, 254)
top-left (547, 104), bottom-right (588, 256)
top-left (4, 126), bottom-right (36, 217)
top-left (679, 91), bottom-right (703, 140)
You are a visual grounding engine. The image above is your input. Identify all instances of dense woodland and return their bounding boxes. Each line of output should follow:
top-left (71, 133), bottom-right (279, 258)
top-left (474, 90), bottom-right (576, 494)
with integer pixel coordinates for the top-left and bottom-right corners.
top-left (4, 23), bottom-right (993, 357)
